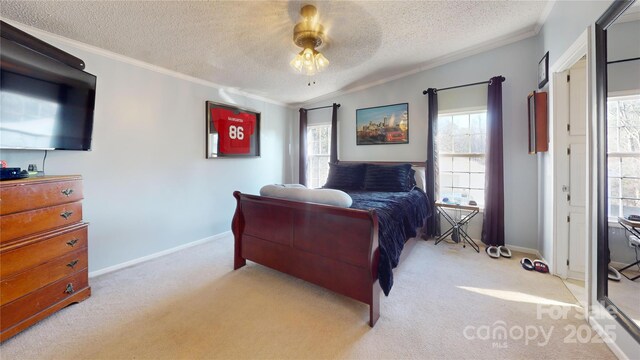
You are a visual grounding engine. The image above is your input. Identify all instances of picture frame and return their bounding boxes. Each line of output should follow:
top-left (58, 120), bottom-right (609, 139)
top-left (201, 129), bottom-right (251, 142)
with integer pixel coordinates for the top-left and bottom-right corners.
top-left (205, 101), bottom-right (261, 158)
top-left (538, 51), bottom-right (549, 89)
top-left (356, 103), bottom-right (409, 145)
top-left (527, 91), bottom-right (548, 154)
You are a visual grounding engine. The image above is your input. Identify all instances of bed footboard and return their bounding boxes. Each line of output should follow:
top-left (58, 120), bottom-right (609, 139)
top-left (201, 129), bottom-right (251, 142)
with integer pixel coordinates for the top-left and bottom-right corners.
top-left (232, 191), bottom-right (381, 326)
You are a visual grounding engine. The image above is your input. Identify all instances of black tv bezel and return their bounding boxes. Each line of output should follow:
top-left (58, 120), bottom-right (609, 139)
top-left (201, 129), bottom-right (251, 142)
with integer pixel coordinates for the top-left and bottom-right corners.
top-left (0, 21), bottom-right (97, 151)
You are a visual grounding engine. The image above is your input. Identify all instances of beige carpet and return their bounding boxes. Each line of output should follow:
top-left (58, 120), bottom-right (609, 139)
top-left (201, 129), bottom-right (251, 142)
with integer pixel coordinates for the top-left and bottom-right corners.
top-left (607, 270), bottom-right (640, 328)
top-left (562, 279), bottom-right (587, 308)
top-left (563, 270), bottom-right (640, 328)
top-left (1, 236), bottom-right (615, 359)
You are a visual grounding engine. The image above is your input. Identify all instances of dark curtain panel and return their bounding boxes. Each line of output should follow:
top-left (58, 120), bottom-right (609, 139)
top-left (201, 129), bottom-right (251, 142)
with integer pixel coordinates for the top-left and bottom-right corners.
top-left (299, 108), bottom-right (308, 186)
top-left (481, 76), bottom-right (506, 246)
top-left (425, 88), bottom-right (440, 237)
top-left (330, 103), bottom-right (339, 164)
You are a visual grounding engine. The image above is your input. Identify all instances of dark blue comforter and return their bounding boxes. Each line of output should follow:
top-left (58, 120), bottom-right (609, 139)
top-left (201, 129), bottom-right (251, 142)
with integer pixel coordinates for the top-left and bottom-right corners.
top-left (346, 189), bottom-right (431, 296)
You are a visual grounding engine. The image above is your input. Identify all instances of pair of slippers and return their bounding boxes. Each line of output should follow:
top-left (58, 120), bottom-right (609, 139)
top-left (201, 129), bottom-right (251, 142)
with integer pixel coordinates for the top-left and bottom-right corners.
top-left (486, 245), bottom-right (511, 258)
top-left (521, 258), bottom-right (549, 273)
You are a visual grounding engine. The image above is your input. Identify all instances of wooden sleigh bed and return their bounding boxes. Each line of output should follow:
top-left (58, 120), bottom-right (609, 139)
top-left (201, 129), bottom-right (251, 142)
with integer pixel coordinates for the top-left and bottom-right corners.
top-left (231, 161), bottom-right (430, 327)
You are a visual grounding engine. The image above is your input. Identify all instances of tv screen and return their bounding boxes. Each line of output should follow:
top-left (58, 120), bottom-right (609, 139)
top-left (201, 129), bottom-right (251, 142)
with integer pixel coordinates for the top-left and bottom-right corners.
top-left (0, 37), bottom-right (96, 150)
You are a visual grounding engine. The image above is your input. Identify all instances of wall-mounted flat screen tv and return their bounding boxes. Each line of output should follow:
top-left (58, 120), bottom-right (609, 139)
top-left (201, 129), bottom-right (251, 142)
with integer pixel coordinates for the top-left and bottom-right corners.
top-left (0, 36), bottom-right (96, 151)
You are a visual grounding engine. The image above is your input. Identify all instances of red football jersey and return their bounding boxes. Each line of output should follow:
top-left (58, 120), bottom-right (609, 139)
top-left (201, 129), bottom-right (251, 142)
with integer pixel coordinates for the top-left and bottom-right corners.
top-left (211, 108), bottom-right (255, 154)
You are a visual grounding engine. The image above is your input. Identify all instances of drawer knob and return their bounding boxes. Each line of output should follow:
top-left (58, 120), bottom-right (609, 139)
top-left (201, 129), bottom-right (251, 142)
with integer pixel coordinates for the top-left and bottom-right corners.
top-left (61, 188), bottom-right (74, 197)
top-left (61, 211), bottom-right (74, 219)
top-left (66, 239), bottom-right (78, 247)
top-left (65, 283), bottom-right (75, 294)
top-left (67, 260), bottom-right (79, 269)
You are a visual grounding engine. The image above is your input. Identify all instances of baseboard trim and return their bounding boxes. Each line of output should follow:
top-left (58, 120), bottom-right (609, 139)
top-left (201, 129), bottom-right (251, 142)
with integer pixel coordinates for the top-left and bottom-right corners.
top-left (588, 314), bottom-right (629, 360)
top-left (505, 244), bottom-right (542, 258)
top-left (88, 231), bottom-right (232, 278)
top-left (467, 241), bottom-right (542, 258)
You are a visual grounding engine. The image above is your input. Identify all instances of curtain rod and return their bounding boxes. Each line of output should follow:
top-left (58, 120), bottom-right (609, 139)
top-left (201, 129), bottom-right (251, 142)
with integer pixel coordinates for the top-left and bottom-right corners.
top-left (422, 80), bottom-right (490, 95)
top-left (303, 104), bottom-right (341, 111)
top-left (607, 56), bottom-right (640, 65)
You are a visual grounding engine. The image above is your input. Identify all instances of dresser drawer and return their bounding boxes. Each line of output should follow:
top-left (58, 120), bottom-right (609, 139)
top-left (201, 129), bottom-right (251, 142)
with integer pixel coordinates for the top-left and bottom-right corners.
top-left (1, 249), bottom-right (87, 305)
top-left (0, 202), bottom-right (83, 244)
top-left (0, 179), bottom-right (83, 215)
top-left (0, 270), bottom-right (88, 332)
top-left (0, 225), bottom-right (88, 278)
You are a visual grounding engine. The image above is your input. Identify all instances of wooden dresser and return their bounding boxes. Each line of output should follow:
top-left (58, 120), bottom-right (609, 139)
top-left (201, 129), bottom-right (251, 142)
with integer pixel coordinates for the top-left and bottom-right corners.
top-left (0, 175), bottom-right (90, 341)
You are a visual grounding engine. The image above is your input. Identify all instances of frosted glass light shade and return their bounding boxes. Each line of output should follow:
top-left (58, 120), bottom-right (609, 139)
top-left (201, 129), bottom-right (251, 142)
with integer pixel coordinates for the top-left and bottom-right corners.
top-left (315, 52), bottom-right (329, 71)
top-left (290, 55), bottom-right (304, 71)
top-left (290, 47), bottom-right (329, 76)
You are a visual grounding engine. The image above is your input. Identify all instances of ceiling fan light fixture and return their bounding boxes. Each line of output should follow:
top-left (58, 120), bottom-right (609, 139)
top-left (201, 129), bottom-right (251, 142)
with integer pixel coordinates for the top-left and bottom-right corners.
top-left (300, 4), bottom-right (318, 23)
top-left (290, 5), bottom-right (329, 76)
top-left (303, 65), bottom-right (316, 77)
top-left (302, 48), bottom-right (314, 63)
top-left (290, 55), bottom-right (304, 72)
top-left (314, 52), bottom-right (329, 71)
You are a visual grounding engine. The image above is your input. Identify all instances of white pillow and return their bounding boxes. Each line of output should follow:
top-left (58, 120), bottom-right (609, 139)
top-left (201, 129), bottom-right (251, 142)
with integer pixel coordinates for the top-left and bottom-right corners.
top-left (259, 185), bottom-right (353, 208)
top-left (273, 184), bottom-right (307, 189)
top-left (412, 166), bottom-right (426, 191)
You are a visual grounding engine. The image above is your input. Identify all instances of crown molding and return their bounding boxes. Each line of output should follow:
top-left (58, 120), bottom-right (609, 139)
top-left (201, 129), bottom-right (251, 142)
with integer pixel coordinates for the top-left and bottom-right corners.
top-left (534, 0), bottom-right (557, 34)
top-left (0, 18), bottom-right (291, 108)
top-left (294, 25), bottom-right (539, 107)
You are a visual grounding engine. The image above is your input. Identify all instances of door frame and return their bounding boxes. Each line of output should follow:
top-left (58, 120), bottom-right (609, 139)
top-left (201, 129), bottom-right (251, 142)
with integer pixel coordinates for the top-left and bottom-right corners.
top-left (549, 29), bottom-right (591, 303)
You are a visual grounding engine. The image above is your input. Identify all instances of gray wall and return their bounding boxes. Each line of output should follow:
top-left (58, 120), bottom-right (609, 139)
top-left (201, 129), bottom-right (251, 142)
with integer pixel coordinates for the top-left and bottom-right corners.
top-left (301, 36), bottom-right (540, 251)
top-left (540, 1), bottom-right (613, 68)
top-left (539, 2), bottom-right (640, 358)
top-left (536, 0), bottom-right (614, 262)
top-left (0, 23), bottom-right (291, 273)
top-left (536, 1), bottom-right (638, 265)
top-left (438, 86), bottom-right (488, 112)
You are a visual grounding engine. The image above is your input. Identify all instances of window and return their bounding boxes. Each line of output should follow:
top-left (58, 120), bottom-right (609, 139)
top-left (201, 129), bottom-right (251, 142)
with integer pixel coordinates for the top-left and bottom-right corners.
top-left (607, 94), bottom-right (640, 219)
top-left (437, 110), bottom-right (487, 207)
top-left (307, 124), bottom-right (331, 188)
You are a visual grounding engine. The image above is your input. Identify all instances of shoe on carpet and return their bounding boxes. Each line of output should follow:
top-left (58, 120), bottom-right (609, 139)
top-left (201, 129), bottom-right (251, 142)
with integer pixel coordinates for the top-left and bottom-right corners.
top-left (498, 246), bottom-right (511, 258)
top-left (533, 259), bottom-right (549, 273)
top-left (520, 257), bottom-right (535, 271)
top-left (608, 266), bottom-right (621, 281)
top-left (486, 246), bottom-right (500, 258)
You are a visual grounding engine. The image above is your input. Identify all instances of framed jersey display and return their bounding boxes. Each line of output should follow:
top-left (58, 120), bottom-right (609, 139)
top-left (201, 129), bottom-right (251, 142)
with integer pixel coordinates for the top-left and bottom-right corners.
top-left (206, 101), bottom-right (261, 158)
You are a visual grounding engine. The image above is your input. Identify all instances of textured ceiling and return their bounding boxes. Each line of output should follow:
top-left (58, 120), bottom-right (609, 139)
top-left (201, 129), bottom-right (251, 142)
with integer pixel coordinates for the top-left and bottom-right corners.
top-left (0, 1), bottom-right (550, 105)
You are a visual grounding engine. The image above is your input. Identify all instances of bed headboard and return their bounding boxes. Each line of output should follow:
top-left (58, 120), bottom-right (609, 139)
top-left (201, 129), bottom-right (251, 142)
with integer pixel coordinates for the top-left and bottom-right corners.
top-left (337, 160), bottom-right (427, 191)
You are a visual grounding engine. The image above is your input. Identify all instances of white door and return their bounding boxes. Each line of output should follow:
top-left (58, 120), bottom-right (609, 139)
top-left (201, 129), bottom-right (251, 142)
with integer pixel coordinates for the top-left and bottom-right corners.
top-left (567, 59), bottom-right (587, 280)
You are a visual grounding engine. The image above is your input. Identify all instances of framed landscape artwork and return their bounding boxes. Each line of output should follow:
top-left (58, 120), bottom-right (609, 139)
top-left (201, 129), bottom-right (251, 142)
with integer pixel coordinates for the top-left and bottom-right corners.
top-left (206, 101), bottom-right (261, 158)
top-left (356, 103), bottom-right (409, 145)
